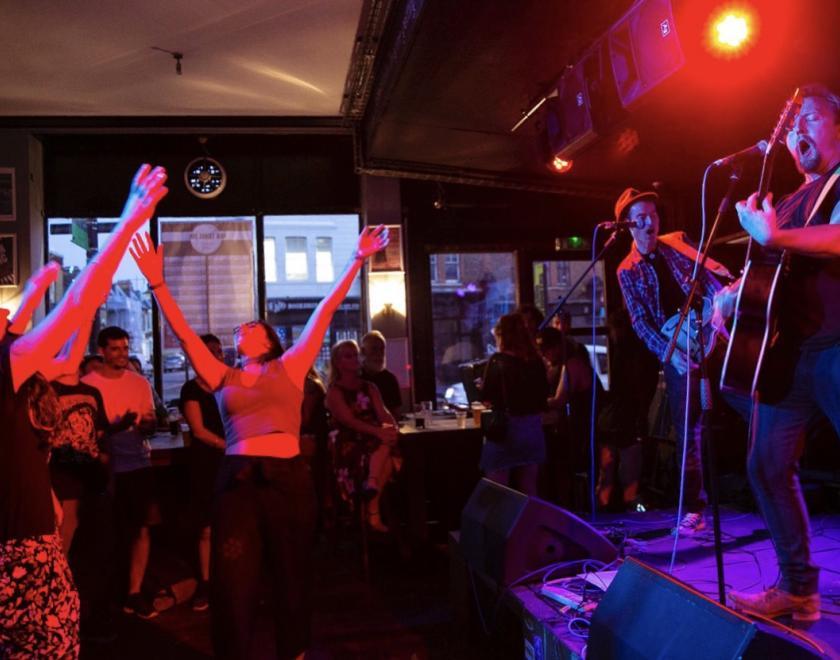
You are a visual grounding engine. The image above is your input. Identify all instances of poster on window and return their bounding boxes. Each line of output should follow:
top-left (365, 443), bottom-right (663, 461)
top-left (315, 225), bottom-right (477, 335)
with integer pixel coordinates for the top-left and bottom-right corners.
top-left (0, 169), bottom-right (14, 222)
top-left (158, 218), bottom-right (257, 349)
top-left (370, 224), bottom-right (403, 272)
top-left (0, 234), bottom-right (17, 287)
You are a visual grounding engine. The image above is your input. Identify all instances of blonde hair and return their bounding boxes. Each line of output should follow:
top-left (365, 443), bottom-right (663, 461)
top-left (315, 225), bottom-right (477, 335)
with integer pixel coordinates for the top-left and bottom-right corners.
top-left (328, 339), bottom-right (360, 385)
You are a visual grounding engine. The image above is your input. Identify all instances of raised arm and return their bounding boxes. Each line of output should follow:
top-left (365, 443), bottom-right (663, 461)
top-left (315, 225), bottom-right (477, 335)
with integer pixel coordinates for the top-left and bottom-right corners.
top-left (282, 226), bottom-right (389, 387)
top-left (7, 261), bottom-right (61, 335)
top-left (129, 232), bottom-right (227, 390)
top-left (11, 165), bottom-right (168, 390)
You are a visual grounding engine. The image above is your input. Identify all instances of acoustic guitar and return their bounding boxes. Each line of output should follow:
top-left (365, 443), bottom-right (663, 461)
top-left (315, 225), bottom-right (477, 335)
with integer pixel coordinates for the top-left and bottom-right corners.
top-left (719, 89), bottom-right (802, 397)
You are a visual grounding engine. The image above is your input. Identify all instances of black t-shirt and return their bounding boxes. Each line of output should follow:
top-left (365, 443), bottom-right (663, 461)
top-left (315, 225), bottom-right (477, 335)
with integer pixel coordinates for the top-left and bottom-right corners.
top-left (481, 352), bottom-right (549, 416)
top-left (647, 249), bottom-right (686, 319)
top-left (776, 167), bottom-right (840, 349)
top-left (49, 380), bottom-right (108, 464)
top-left (0, 338), bottom-right (57, 542)
top-left (361, 368), bottom-right (402, 417)
top-left (180, 378), bottom-right (225, 439)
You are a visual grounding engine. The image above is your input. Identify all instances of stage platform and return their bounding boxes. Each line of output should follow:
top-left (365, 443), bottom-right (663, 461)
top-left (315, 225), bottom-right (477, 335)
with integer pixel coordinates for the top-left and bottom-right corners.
top-left (455, 508), bottom-right (840, 659)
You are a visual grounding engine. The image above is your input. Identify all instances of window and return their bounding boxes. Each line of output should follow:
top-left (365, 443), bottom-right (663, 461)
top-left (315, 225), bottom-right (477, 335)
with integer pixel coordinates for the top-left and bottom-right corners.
top-left (285, 236), bottom-right (308, 281)
top-left (429, 254), bottom-right (439, 283)
top-left (264, 215), bottom-right (363, 376)
top-left (533, 258), bottom-right (610, 391)
top-left (533, 259), bottom-right (607, 329)
top-left (443, 254), bottom-right (460, 282)
top-left (264, 237), bottom-right (278, 283)
top-left (315, 237), bottom-right (333, 282)
top-left (430, 252), bottom-right (516, 403)
top-left (46, 216), bottom-right (155, 389)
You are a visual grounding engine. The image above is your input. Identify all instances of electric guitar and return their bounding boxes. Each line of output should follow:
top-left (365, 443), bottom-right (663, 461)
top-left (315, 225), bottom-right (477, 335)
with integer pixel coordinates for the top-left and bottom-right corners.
top-left (719, 89), bottom-right (802, 397)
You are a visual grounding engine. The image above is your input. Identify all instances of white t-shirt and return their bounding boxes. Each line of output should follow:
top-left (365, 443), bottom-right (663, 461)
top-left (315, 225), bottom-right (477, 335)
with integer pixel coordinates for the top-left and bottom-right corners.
top-left (83, 369), bottom-right (155, 473)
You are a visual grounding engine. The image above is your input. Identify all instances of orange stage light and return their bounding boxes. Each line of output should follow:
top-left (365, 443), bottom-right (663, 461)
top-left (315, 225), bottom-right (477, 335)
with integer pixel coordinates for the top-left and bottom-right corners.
top-left (706, 6), bottom-right (758, 57)
top-left (549, 156), bottom-right (573, 173)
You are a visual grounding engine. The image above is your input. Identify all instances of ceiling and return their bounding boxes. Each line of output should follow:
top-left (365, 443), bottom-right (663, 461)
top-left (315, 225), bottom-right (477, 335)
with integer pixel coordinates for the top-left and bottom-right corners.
top-left (356, 0), bottom-right (840, 195)
top-left (3, 0), bottom-right (840, 199)
top-left (0, 0), bottom-right (361, 116)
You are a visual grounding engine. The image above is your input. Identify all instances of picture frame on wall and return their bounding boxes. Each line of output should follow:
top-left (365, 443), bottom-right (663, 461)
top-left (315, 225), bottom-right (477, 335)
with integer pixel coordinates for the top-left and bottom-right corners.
top-left (0, 234), bottom-right (17, 287)
top-left (0, 169), bottom-right (14, 222)
top-left (370, 224), bottom-right (403, 272)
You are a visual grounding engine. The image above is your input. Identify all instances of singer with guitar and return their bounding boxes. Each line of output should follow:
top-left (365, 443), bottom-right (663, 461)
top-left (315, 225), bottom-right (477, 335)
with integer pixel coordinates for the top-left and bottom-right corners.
top-left (719, 84), bottom-right (840, 622)
top-left (614, 188), bottom-right (733, 536)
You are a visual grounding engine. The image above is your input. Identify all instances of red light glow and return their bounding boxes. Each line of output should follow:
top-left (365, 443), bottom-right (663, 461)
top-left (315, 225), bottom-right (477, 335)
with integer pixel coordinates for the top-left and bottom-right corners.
top-left (550, 156), bottom-right (573, 173)
top-left (706, 6), bottom-right (757, 57)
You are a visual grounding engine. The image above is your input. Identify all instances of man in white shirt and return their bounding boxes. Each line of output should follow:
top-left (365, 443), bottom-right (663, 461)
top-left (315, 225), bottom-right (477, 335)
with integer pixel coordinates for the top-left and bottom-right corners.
top-left (83, 326), bottom-right (160, 619)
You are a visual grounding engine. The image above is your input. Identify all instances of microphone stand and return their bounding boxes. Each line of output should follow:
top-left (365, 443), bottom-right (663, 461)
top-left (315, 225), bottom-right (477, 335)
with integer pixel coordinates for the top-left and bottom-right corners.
top-left (539, 226), bottom-right (623, 523)
top-left (662, 165), bottom-right (741, 606)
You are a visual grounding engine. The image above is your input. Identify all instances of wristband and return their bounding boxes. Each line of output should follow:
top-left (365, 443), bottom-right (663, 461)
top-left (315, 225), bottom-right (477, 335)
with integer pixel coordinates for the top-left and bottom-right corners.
top-left (354, 250), bottom-right (365, 261)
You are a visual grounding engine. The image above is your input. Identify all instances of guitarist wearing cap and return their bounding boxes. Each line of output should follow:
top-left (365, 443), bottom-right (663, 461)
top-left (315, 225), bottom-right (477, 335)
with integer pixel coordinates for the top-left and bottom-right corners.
top-left (615, 188), bottom-right (733, 537)
top-left (719, 84), bottom-right (840, 622)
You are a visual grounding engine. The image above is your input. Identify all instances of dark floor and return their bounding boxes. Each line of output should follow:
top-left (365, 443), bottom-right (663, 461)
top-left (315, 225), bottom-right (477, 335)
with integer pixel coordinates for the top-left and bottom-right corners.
top-left (75, 506), bottom-right (840, 659)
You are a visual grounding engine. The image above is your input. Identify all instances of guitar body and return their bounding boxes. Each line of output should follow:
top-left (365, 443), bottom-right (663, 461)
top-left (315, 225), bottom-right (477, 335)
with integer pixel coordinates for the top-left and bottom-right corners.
top-left (718, 88), bottom-right (801, 398)
top-left (719, 249), bottom-right (785, 396)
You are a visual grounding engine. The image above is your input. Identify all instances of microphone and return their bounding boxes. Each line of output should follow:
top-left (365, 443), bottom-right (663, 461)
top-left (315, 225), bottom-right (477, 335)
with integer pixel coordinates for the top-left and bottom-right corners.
top-left (712, 140), bottom-right (769, 167)
top-left (599, 218), bottom-right (644, 231)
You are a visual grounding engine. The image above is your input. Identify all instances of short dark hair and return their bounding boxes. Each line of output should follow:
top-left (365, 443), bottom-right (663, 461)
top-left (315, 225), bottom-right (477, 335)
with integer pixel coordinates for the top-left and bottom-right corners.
top-left (536, 326), bottom-right (565, 351)
top-left (800, 83), bottom-right (840, 124)
top-left (97, 326), bottom-right (129, 348)
top-left (361, 330), bottom-right (386, 349)
top-left (200, 333), bottom-right (221, 346)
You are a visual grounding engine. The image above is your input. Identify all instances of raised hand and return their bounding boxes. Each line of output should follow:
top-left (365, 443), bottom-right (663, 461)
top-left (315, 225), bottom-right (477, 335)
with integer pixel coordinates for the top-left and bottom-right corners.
top-left (736, 192), bottom-right (778, 247)
top-left (129, 232), bottom-right (165, 287)
top-left (355, 225), bottom-right (390, 260)
top-left (120, 164), bottom-right (168, 233)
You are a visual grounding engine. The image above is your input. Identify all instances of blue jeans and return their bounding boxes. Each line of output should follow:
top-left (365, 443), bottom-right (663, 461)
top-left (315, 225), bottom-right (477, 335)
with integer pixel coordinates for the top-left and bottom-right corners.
top-left (664, 364), bottom-right (707, 513)
top-left (725, 344), bottom-right (840, 596)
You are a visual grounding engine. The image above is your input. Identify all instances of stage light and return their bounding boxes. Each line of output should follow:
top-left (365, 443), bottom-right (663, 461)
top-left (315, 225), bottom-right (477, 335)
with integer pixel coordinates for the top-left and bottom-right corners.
top-left (706, 6), bottom-right (757, 57)
top-left (549, 156), bottom-right (574, 173)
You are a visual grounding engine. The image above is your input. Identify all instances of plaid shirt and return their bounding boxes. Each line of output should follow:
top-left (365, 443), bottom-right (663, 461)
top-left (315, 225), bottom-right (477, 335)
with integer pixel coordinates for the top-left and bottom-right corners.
top-left (617, 232), bottom-right (726, 362)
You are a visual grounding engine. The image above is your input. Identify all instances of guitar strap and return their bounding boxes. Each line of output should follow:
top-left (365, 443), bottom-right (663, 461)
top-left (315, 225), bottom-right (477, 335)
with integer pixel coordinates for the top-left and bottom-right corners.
top-left (803, 165), bottom-right (840, 228)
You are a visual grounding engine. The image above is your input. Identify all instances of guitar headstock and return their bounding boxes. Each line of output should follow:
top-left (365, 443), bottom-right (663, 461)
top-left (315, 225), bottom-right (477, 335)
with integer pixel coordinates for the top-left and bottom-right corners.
top-left (768, 88), bottom-right (803, 147)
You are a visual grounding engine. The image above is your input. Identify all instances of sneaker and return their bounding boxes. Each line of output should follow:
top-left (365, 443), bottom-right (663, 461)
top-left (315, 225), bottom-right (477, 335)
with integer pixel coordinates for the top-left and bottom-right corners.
top-left (730, 587), bottom-right (821, 622)
top-left (672, 512), bottom-right (706, 536)
top-left (123, 592), bottom-right (158, 620)
top-left (191, 580), bottom-right (210, 612)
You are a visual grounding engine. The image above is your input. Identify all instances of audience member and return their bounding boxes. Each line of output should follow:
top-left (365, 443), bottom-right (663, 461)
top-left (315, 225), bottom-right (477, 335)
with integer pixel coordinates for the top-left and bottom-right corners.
top-left (360, 330), bottom-right (402, 418)
top-left (83, 326), bottom-right (160, 620)
top-left (179, 333), bottom-right (226, 612)
top-left (0, 164), bottom-right (167, 658)
top-left (326, 339), bottom-right (399, 533)
top-left (479, 313), bottom-right (549, 496)
top-left (130, 223), bottom-right (388, 659)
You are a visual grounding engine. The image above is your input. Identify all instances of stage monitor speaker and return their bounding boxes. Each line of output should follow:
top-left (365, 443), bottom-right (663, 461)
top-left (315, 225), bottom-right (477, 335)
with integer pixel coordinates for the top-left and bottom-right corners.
top-left (459, 479), bottom-right (617, 585)
top-left (589, 558), bottom-right (823, 659)
top-left (608, 0), bottom-right (685, 108)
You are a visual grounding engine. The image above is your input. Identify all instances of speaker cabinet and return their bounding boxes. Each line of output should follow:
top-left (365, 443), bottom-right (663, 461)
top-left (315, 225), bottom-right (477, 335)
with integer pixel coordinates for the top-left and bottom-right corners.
top-left (544, 41), bottom-right (624, 160)
top-left (608, 0), bottom-right (685, 108)
top-left (459, 479), bottom-right (617, 585)
top-left (589, 558), bottom-right (822, 659)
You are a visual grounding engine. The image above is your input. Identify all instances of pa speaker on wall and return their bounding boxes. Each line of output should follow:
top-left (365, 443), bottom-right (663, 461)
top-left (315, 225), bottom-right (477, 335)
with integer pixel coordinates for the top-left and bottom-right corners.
top-left (459, 479), bottom-right (617, 585)
top-left (608, 0), bottom-right (685, 108)
top-left (589, 558), bottom-right (823, 659)
top-left (544, 42), bottom-right (624, 160)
